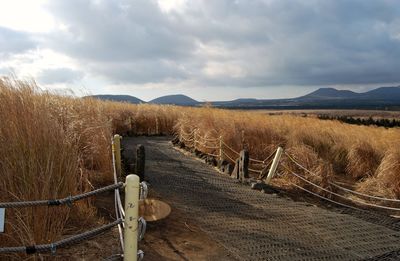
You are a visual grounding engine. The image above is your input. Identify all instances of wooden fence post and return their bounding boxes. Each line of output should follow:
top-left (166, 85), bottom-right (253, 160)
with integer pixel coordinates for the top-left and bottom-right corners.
top-left (239, 149), bottom-right (249, 181)
top-left (124, 174), bottom-right (140, 261)
top-left (113, 134), bottom-right (122, 177)
top-left (136, 145), bottom-right (145, 181)
top-left (219, 136), bottom-right (223, 161)
top-left (193, 129), bottom-right (197, 150)
top-left (265, 147), bottom-right (283, 184)
top-left (241, 130), bottom-right (245, 149)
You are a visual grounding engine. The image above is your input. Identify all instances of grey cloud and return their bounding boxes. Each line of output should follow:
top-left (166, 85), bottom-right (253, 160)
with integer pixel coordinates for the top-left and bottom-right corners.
top-left (0, 27), bottom-right (37, 57)
top-left (41, 0), bottom-right (400, 87)
top-left (45, 0), bottom-right (195, 62)
top-left (92, 60), bottom-right (188, 84)
top-left (38, 68), bottom-right (84, 84)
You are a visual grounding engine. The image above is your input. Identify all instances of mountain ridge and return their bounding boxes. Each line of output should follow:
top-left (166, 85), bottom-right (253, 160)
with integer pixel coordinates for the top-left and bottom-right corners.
top-left (149, 94), bottom-right (199, 106)
top-left (88, 94), bottom-right (144, 104)
top-left (86, 86), bottom-right (400, 109)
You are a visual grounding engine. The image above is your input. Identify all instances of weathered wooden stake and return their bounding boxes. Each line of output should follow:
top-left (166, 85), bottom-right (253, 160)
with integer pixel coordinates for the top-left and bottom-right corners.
top-left (113, 134), bottom-right (122, 177)
top-left (265, 147), bottom-right (283, 184)
top-left (241, 130), bottom-right (245, 150)
top-left (136, 144), bottom-right (145, 181)
top-left (155, 118), bottom-right (159, 134)
top-left (239, 149), bottom-right (249, 181)
top-left (231, 158), bottom-right (240, 179)
top-left (193, 129), bottom-right (197, 150)
top-left (219, 136), bottom-right (223, 161)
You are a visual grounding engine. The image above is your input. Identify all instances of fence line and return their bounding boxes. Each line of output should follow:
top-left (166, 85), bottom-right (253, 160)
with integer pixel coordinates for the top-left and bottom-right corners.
top-left (284, 151), bottom-right (400, 204)
top-left (177, 128), bottom-right (400, 212)
top-left (0, 183), bottom-right (123, 209)
top-left (282, 153), bottom-right (400, 211)
top-left (287, 181), bottom-right (363, 211)
top-left (329, 182), bottom-right (400, 203)
top-left (0, 219), bottom-right (123, 254)
top-left (0, 135), bottom-right (147, 260)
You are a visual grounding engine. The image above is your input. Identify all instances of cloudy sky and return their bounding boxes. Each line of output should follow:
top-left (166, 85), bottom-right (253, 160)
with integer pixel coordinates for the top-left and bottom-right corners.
top-left (1, 0), bottom-right (400, 101)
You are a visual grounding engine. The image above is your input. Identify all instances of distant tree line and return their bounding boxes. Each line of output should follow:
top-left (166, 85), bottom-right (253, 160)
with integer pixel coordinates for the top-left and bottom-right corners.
top-left (318, 115), bottom-right (400, 128)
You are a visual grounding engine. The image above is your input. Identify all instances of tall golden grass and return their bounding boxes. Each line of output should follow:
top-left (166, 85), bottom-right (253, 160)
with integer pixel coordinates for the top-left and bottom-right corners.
top-left (0, 78), bottom-right (180, 259)
top-left (1, 78), bottom-right (399, 259)
top-left (173, 106), bottom-right (400, 199)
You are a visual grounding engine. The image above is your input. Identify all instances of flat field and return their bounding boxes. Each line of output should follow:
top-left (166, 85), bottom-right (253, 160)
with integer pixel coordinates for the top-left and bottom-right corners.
top-left (247, 109), bottom-right (400, 119)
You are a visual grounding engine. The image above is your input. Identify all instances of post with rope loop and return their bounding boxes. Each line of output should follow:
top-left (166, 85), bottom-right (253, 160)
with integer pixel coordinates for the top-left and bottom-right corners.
top-left (265, 147), bottom-right (283, 184)
top-left (193, 129), bottom-right (197, 150)
top-left (219, 136), bottom-right (223, 161)
top-left (124, 174), bottom-right (140, 261)
top-left (113, 134), bottom-right (122, 177)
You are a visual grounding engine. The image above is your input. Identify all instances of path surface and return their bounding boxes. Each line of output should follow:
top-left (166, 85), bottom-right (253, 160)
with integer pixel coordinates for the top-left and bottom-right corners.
top-left (124, 136), bottom-right (400, 261)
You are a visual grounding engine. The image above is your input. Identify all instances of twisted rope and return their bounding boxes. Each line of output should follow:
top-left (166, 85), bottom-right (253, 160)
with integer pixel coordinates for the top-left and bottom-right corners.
top-left (248, 168), bottom-right (262, 174)
top-left (0, 183), bottom-right (124, 208)
top-left (223, 151), bottom-right (237, 163)
top-left (284, 151), bottom-right (400, 204)
top-left (282, 164), bottom-right (400, 211)
top-left (0, 219), bottom-right (123, 254)
top-left (288, 182), bottom-right (362, 211)
top-left (329, 182), bottom-right (400, 203)
top-left (220, 140), bottom-right (240, 156)
top-left (250, 150), bottom-right (276, 165)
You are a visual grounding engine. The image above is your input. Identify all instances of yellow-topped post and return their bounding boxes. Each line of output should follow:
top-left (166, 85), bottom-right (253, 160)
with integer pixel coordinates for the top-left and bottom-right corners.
top-left (113, 134), bottom-right (122, 177)
top-left (124, 174), bottom-right (140, 261)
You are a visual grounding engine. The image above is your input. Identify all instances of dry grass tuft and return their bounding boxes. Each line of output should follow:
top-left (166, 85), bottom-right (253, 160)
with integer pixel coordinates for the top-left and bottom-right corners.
top-left (357, 149), bottom-right (400, 199)
top-left (346, 141), bottom-right (382, 180)
top-left (0, 78), bottom-right (112, 259)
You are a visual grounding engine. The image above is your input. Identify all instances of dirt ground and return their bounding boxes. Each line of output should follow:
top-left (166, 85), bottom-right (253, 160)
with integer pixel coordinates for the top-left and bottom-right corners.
top-left (140, 192), bottom-right (234, 261)
top-left (13, 187), bottom-right (232, 261)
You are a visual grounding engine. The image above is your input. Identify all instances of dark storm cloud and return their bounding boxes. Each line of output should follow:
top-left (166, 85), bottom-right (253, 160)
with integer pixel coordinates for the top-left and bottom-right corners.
top-left (45, 0), bottom-right (195, 62)
top-left (41, 0), bottom-right (400, 87)
top-left (38, 68), bottom-right (84, 84)
top-left (0, 26), bottom-right (37, 56)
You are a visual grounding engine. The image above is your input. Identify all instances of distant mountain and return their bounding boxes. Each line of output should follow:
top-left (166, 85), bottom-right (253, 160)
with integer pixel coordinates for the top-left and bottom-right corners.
top-left (86, 86), bottom-right (400, 110)
top-left (210, 86), bottom-right (400, 110)
top-left (89, 95), bottom-right (144, 104)
top-left (361, 87), bottom-right (400, 100)
top-left (150, 94), bottom-right (199, 106)
top-left (298, 88), bottom-right (359, 100)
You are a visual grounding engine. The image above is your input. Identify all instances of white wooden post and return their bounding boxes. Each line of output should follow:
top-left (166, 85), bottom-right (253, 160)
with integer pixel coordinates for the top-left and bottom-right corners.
top-left (0, 208), bottom-right (4, 233)
top-left (124, 174), bottom-right (140, 261)
top-left (265, 147), bottom-right (283, 184)
top-left (113, 134), bottom-right (122, 177)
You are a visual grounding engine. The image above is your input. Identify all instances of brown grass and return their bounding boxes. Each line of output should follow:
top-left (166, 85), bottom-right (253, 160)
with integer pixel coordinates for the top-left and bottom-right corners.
top-left (357, 149), bottom-right (400, 199)
top-left (1, 78), bottom-right (400, 259)
top-left (173, 106), bottom-right (400, 199)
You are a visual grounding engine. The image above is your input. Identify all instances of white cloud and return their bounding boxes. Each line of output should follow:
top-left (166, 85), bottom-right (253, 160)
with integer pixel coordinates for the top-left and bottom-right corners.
top-left (0, 0), bottom-right (55, 33)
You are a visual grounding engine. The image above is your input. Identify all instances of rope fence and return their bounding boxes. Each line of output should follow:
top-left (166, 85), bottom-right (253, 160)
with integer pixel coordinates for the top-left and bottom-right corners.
top-left (0, 134), bottom-right (147, 261)
top-left (0, 183), bottom-right (123, 209)
top-left (282, 151), bottom-right (400, 212)
top-left (177, 127), bottom-right (400, 213)
top-left (0, 219), bottom-right (123, 254)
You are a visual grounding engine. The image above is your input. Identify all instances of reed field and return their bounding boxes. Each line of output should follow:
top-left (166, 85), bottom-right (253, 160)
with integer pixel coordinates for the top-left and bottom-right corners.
top-left (1, 78), bottom-right (400, 258)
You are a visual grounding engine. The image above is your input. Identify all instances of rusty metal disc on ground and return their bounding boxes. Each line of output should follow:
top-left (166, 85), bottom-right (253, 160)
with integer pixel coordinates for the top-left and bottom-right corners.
top-left (139, 198), bottom-right (171, 222)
